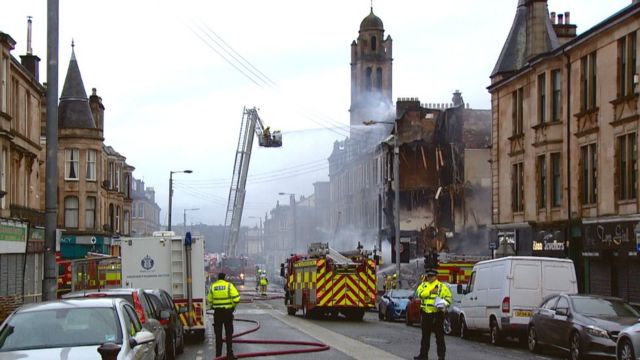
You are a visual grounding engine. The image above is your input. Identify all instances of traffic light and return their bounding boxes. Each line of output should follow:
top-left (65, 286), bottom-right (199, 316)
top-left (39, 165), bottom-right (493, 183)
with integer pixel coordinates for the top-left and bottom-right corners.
top-left (423, 250), bottom-right (440, 272)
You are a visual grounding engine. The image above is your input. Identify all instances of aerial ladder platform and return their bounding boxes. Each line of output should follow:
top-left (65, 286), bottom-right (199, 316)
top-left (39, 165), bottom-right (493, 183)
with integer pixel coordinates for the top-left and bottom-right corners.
top-left (223, 107), bottom-right (281, 256)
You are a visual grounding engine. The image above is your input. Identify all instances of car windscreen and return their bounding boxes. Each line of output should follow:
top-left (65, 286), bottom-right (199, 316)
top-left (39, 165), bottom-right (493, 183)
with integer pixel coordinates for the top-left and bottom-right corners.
top-left (0, 307), bottom-right (122, 351)
top-left (390, 290), bottom-right (413, 298)
top-left (571, 297), bottom-right (640, 317)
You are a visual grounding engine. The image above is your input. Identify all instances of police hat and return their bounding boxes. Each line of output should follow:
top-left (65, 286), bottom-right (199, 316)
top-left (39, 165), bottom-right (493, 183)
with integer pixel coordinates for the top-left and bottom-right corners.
top-left (218, 272), bottom-right (226, 280)
top-left (425, 268), bottom-right (438, 276)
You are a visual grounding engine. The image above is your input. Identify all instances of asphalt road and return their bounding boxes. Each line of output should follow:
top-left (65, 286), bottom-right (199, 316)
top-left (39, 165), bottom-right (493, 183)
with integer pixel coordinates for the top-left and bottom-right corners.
top-left (176, 281), bottom-right (609, 360)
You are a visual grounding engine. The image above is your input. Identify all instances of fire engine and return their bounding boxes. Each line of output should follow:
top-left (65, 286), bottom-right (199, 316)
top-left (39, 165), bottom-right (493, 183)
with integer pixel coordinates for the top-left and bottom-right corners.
top-left (281, 243), bottom-right (377, 321)
top-left (431, 253), bottom-right (490, 284)
top-left (56, 253), bottom-right (121, 298)
top-left (219, 256), bottom-right (247, 285)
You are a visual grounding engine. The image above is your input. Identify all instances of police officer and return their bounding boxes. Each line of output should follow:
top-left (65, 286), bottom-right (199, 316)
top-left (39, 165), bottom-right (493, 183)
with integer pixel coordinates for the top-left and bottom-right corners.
top-left (414, 268), bottom-right (452, 360)
top-left (259, 274), bottom-right (269, 296)
top-left (208, 272), bottom-right (241, 360)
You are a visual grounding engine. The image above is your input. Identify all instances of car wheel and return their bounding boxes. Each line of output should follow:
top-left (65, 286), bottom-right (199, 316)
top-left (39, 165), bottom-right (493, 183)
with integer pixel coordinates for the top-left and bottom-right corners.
top-left (527, 325), bottom-right (540, 353)
top-left (460, 315), bottom-right (470, 339)
top-left (569, 332), bottom-right (583, 360)
top-left (618, 338), bottom-right (636, 360)
top-left (166, 334), bottom-right (176, 360)
top-left (443, 317), bottom-right (452, 335)
top-left (489, 318), bottom-right (502, 345)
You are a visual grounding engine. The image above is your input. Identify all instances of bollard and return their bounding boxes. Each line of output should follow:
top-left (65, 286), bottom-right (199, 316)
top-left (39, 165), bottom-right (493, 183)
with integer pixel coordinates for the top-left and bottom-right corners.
top-left (97, 342), bottom-right (121, 360)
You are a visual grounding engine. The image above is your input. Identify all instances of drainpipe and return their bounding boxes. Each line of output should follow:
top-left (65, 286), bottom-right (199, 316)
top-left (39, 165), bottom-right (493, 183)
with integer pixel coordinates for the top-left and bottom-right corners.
top-left (563, 50), bottom-right (579, 290)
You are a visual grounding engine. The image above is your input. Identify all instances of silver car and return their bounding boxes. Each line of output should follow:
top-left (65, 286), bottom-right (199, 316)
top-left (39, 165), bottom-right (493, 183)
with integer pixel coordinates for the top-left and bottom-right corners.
top-left (0, 298), bottom-right (155, 360)
top-left (617, 322), bottom-right (640, 360)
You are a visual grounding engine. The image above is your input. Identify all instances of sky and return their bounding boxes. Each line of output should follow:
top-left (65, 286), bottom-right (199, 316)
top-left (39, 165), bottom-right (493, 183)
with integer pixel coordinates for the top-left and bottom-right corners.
top-left (1, 0), bottom-right (632, 228)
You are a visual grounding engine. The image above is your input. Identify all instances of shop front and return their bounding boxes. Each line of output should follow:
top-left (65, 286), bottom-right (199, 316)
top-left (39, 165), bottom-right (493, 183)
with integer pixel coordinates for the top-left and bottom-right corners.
top-left (581, 217), bottom-right (640, 303)
top-left (60, 234), bottom-right (112, 260)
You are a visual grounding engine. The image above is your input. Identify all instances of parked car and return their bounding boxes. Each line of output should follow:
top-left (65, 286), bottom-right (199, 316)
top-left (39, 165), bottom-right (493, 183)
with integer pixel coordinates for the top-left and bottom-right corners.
top-left (617, 322), bottom-right (640, 360)
top-left (527, 294), bottom-right (640, 360)
top-left (64, 288), bottom-right (167, 360)
top-left (406, 283), bottom-right (464, 335)
top-left (458, 256), bottom-right (577, 344)
top-left (0, 298), bottom-right (155, 359)
top-left (378, 289), bottom-right (413, 321)
top-left (145, 289), bottom-right (186, 360)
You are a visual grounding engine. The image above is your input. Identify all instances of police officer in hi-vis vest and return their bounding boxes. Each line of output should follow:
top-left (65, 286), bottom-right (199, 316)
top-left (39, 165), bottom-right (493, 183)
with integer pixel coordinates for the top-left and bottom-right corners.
top-left (414, 267), bottom-right (453, 360)
top-left (208, 272), bottom-right (241, 360)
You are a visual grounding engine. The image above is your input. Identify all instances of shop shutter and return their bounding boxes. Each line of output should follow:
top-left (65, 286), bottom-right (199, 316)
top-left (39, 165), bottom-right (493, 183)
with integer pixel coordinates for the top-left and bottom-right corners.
top-left (589, 259), bottom-right (611, 297)
top-left (629, 261), bottom-right (640, 303)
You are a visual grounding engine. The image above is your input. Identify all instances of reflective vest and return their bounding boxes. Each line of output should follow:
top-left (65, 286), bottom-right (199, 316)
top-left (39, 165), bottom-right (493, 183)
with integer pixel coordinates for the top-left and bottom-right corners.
top-left (208, 279), bottom-right (241, 309)
top-left (416, 279), bottom-right (452, 314)
top-left (259, 277), bottom-right (268, 286)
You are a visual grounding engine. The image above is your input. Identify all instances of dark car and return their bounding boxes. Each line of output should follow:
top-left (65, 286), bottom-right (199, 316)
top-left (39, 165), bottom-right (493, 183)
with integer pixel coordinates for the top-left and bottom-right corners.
top-left (145, 289), bottom-right (186, 360)
top-left (63, 288), bottom-right (167, 360)
top-left (378, 289), bottom-right (413, 321)
top-left (406, 283), bottom-right (464, 336)
top-left (527, 294), bottom-right (640, 360)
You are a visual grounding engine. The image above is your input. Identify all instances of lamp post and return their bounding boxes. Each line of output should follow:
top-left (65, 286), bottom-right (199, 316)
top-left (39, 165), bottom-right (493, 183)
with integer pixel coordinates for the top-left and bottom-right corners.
top-left (183, 208), bottom-right (199, 229)
top-left (278, 192), bottom-right (297, 252)
top-left (364, 120), bottom-right (401, 280)
top-left (168, 170), bottom-right (193, 231)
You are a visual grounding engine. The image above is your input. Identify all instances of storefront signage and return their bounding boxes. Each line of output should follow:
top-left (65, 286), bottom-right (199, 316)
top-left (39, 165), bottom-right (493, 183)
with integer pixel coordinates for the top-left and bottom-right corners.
top-left (27, 227), bottom-right (45, 253)
top-left (532, 229), bottom-right (565, 257)
top-left (0, 220), bottom-right (28, 253)
top-left (584, 221), bottom-right (635, 252)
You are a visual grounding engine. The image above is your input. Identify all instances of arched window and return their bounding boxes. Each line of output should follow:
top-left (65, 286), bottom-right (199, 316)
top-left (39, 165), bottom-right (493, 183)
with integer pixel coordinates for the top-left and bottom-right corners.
top-left (376, 67), bottom-right (383, 90)
top-left (64, 196), bottom-right (79, 228)
top-left (366, 67), bottom-right (373, 91)
top-left (371, 36), bottom-right (377, 51)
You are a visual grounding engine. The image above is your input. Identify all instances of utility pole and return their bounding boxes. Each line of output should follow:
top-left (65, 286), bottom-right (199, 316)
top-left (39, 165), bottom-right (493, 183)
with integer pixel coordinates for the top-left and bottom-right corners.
top-left (43, 0), bottom-right (59, 301)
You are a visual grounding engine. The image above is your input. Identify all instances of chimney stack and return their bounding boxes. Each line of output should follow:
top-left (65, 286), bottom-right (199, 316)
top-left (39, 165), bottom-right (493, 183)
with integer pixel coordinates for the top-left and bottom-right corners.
top-left (19, 16), bottom-right (40, 81)
top-left (551, 10), bottom-right (577, 45)
top-left (550, 12), bottom-right (556, 24)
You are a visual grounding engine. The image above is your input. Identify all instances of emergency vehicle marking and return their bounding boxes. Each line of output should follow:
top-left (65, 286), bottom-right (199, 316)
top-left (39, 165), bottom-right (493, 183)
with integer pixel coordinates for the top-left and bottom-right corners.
top-left (175, 299), bottom-right (204, 327)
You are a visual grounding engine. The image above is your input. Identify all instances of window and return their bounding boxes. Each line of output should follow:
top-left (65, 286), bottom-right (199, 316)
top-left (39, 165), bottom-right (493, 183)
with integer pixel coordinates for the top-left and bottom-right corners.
top-left (371, 36), bottom-right (377, 51)
top-left (512, 88), bottom-right (524, 135)
top-left (537, 155), bottom-right (546, 209)
top-left (580, 52), bottom-right (597, 112)
top-left (555, 296), bottom-right (569, 312)
top-left (365, 67), bottom-right (372, 91)
top-left (617, 133), bottom-right (637, 200)
top-left (124, 210), bottom-right (130, 235)
top-left (538, 73), bottom-right (546, 124)
top-left (376, 67), bottom-right (383, 91)
top-left (1, 56), bottom-right (7, 112)
top-left (64, 149), bottom-right (79, 180)
top-left (552, 69), bottom-right (562, 121)
top-left (116, 206), bottom-right (121, 233)
top-left (116, 167), bottom-right (121, 192)
top-left (0, 148), bottom-right (5, 209)
top-left (86, 150), bottom-right (96, 181)
top-left (551, 153), bottom-right (562, 207)
top-left (618, 32), bottom-right (637, 98)
top-left (580, 144), bottom-right (598, 205)
top-left (64, 196), bottom-right (79, 228)
top-left (512, 162), bottom-right (524, 212)
top-left (541, 296), bottom-right (558, 310)
top-left (85, 196), bottom-right (96, 229)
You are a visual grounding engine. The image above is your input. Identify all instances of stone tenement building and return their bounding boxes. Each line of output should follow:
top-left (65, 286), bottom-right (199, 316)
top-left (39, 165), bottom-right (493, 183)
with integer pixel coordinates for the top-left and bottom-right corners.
top-left (131, 178), bottom-right (161, 236)
top-left (489, 0), bottom-right (640, 300)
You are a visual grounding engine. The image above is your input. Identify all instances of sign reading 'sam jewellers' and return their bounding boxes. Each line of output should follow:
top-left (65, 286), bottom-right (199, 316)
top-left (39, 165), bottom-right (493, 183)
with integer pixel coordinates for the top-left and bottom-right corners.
top-left (532, 229), bottom-right (565, 256)
top-left (0, 220), bottom-right (28, 253)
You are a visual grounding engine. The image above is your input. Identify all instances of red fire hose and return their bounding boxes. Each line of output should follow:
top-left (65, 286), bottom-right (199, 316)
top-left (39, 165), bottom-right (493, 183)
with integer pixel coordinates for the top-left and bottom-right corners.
top-left (210, 290), bottom-right (330, 359)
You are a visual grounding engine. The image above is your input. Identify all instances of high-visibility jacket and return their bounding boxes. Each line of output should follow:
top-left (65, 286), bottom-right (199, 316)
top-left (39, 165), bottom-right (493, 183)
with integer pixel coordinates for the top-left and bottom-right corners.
top-left (416, 279), bottom-right (452, 314)
top-left (259, 277), bottom-right (268, 286)
top-left (208, 279), bottom-right (241, 309)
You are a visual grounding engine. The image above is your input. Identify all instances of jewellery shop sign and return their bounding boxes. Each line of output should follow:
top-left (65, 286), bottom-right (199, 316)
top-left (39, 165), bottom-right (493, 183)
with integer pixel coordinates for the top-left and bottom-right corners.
top-left (532, 229), bottom-right (565, 257)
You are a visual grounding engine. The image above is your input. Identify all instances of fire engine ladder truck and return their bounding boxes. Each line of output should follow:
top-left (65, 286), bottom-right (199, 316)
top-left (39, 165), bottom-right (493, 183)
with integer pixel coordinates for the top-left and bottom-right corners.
top-left (223, 107), bottom-right (281, 256)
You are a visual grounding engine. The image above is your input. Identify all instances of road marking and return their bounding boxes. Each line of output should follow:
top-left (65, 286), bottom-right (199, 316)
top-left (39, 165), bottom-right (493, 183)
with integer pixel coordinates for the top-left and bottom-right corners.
top-left (271, 312), bottom-right (403, 360)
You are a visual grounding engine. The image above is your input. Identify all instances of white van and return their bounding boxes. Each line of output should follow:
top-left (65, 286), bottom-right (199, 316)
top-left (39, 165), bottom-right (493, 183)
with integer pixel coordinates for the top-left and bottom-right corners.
top-left (457, 256), bottom-right (577, 344)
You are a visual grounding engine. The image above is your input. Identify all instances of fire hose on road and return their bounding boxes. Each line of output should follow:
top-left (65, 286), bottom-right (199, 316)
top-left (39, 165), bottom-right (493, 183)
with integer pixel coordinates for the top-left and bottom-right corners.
top-left (209, 289), bottom-right (330, 359)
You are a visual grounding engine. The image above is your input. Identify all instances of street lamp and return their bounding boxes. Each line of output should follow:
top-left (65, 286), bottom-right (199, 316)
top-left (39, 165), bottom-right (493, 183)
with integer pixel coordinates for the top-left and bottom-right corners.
top-left (168, 170), bottom-right (193, 231)
top-left (278, 192), bottom-right (297, 252)
top-left (183, 208), bottom-right (199, 229)
top-left (363, 119), bottom-right (401, 281)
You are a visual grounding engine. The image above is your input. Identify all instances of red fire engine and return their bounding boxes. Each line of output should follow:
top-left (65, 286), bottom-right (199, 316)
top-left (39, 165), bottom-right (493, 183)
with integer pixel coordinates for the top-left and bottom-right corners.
top-left (281, 243), bottom-right (377, 321)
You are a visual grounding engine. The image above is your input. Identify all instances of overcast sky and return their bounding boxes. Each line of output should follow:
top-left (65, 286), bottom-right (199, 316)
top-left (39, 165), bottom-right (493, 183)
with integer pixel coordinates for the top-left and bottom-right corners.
top-left (1, 0), bottom-right (632, 228)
